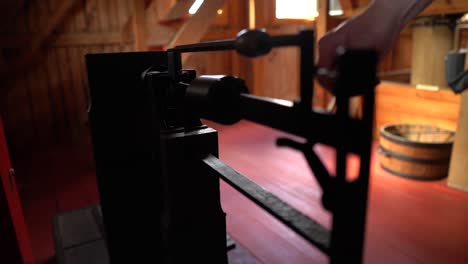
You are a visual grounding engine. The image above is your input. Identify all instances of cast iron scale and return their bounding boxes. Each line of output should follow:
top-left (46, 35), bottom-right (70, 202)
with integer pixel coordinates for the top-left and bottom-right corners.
top-left (54, 28), bottom-right (378, 264)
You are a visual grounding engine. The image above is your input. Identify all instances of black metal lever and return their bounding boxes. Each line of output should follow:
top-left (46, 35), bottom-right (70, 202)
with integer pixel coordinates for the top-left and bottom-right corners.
top-left (276, 138), bottom-right (335, 211)
top-left (202, 154), bottom-right (331, 254)
top-left (170, 29), bottom-right (301, 57)
top-left (276, 138), bottom-right (331, 188)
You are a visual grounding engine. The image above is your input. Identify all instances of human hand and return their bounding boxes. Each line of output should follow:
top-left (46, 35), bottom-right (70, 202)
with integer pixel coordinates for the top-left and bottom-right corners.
top-left (316, 1), bottom-right (403, 92)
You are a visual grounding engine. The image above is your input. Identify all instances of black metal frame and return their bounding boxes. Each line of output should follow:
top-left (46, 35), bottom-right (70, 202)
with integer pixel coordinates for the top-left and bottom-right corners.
top-left (87, 28), bottom-right (378, 264)
top-left (164, 29), bottom-right (378, 263)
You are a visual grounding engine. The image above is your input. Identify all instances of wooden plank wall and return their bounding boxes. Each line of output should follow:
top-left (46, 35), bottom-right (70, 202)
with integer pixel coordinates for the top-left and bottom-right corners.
top-left (0, 0), bottom-right (245, 153)
top-left (1, 0), bottom-right (135, 153)
top-left (1, 0), bottom-right (466, 153)
top-left (375, 82), bottom-right (461, 138)
top-left (248, 0), bottom-right (316, 102)
top-left (378, 27), bottom-right (413, 83)
top-left (184, 0), bottom-right (248, 78)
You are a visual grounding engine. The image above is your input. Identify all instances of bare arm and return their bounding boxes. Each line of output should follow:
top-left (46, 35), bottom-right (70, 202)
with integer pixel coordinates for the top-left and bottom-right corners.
top-left (317, 0), bottom-right (435, 91)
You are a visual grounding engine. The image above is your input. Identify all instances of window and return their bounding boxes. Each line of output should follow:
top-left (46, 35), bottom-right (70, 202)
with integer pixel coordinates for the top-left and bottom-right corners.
top-left (329, 0), bottom-right (344, 16)
top-left (189, 0), bottom-right (204, 14)
top-left (275, 0), bottom-right (343, 19)
top-left (275, 0), bottom-right (318, 20)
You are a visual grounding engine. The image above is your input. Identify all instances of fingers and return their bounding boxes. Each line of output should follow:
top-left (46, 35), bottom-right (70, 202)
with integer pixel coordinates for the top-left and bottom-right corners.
top-left (317, 32), bottom-right (342, 93)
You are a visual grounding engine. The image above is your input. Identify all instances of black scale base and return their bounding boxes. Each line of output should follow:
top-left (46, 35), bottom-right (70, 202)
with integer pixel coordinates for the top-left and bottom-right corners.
top-left (53, 205), bottom-right (260, 264)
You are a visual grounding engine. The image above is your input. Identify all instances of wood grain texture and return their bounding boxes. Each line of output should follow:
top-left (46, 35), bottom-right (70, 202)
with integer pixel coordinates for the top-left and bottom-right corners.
top-left (6, 0), bottom-right (468, 154)
top-left (420, 0), bottom-right (468, 16)
top-left (1, 0), bottom-right (134, 152)
top-left (447, 49), bottom-right (468, 192)
top-left (168, 0), bottom-right (226, 64)
top-left (340, 0), bottom-right (468, 18)
top-left (380, 135), bottom-right (453, 160)
top-left (375, 82), bottom-right (461, 138)
top-left (410, 18), bottom-right (454, 89)
top-left (378, 126), bottom-right (453, 179)
top-left (448, 91), bottom-right (468, 191)
top-left (132, 0), bottom-right (147, 51)
top-left (1, 0), bottom-right (247, 153)
top-left (379, 154), bottom-right (450, 179)
top-left (0, 0), bottom-right (82, 78)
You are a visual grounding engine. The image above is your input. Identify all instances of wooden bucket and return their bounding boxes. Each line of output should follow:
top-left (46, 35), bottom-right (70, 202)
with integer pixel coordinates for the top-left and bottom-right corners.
top-left (378, 124), bottom-right (455, 180)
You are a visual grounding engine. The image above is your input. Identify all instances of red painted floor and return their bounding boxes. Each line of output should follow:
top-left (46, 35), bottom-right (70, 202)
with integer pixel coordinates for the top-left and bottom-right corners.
top-left (14, 120), bottom-right (468, 263)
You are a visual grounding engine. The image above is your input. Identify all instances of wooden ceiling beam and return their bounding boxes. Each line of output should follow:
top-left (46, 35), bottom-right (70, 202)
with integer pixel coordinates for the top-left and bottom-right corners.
top-left (168, 0), bottom-right (226, 63)
top-left (315, 0), bottom-right (333, 109)
top-left (420, 0), bottom-right (468, 16)
top-left (341, 0), bottom-right (468, 18)
top-left (133, 0), bottom-right (148, 51)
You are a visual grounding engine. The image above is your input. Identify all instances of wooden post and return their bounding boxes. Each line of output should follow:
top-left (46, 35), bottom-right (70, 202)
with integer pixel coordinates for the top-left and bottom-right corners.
top-left (447, 50), bottom-right (468, 192)
top-left (248, 0), bottom-right (256, 29)
top-left (338, 0), bottom-right (355, 17)
top-left (133, 0), bottom-right (147, 51)
top-left (315, 0), bottom-right (332, 109)
top-left (316, 0), bottom-right (329, 40)
top-left (231, 0), bottom-right (251, 80)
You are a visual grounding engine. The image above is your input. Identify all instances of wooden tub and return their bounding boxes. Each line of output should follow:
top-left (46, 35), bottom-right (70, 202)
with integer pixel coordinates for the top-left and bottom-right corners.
top-left (378, 124), bottom-right (455, 180)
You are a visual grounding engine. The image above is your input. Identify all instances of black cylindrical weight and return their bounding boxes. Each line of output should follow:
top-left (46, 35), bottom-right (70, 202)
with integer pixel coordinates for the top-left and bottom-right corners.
top-left (235, 29), bottom-right (272, 57)
top-left (185, 75), bottom-right (249, 124)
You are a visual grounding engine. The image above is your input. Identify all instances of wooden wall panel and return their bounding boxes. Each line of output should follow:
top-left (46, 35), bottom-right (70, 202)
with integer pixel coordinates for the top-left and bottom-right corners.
top-left (1, 74), bottom-right (34, 153)
top-left (185, 51), bottom-right (233, 76)
top-left (252, 45), bottom-right (301, 100)
top-left (456, 24), bottom-right (468, 50)
top-left (1, 0), bottom-right (134, 152)
top-left (375, 82), bottom-right (461, 138)
top-left (179, 0), bottom-right (248, 92)
top-left (378, 27), bottom-right (413, 83)
top-left (247, 22), bottom-right (312, 101)
top-left (0, 0), bottom-right (244, 152)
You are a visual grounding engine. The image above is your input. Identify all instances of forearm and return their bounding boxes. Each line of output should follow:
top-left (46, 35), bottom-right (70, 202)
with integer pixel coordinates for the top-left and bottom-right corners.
top-left (317, 0), bottom-right (435, 90)
top-left (376, 0), bottom-right (435, 29)
top-left (324, 0), bottom-right (434, 57)
top-left (367, 0), bottom-right (435, 54)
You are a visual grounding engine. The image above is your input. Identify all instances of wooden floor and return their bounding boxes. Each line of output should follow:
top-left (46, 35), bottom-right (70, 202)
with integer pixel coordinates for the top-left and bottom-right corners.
top-left (14, 120), bottom-right (468, 264)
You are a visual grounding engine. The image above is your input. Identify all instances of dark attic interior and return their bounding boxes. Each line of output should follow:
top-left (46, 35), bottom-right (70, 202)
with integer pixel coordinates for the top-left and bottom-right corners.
top-left (1, 0), bottom-right (468, 263)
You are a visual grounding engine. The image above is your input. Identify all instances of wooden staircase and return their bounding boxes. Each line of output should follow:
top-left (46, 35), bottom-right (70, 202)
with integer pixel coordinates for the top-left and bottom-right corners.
top-left (128, 0), bottom-right (226, 58)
